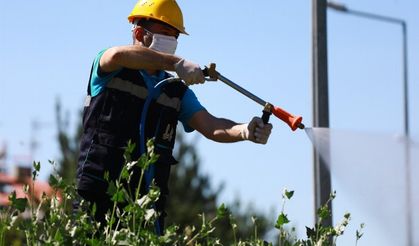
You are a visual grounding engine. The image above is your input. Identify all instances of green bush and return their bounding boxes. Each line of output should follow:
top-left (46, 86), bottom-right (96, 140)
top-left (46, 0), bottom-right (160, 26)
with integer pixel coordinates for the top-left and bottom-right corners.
top-left (0, 140), bottom-right (364, 245)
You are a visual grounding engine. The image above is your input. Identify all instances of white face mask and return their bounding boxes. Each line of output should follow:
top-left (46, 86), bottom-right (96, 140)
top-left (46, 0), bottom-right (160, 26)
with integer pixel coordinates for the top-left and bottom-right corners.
top-left (146, 29), bottom-right (178, 55)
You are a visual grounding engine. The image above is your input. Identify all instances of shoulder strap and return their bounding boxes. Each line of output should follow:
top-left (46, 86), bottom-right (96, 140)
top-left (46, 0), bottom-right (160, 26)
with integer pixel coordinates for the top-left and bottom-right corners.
top-left (161, 79), bottom-right (188, 99)
top-left (86, 63), bottom-right (94, 96)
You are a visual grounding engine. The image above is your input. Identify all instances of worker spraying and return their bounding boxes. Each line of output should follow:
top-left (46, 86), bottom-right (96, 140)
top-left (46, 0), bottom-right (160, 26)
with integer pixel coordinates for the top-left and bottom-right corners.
top-left (75, 0), bottom-right (273, 235)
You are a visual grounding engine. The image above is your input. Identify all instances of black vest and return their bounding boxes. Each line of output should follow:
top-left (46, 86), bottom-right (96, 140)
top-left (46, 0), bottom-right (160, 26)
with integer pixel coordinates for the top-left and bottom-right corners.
top-left (77, 68), bottom-right (187, 194)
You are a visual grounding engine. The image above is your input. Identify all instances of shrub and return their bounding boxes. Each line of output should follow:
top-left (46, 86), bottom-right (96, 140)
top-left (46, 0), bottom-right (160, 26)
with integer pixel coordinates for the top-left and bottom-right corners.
top-left (0, 140), bottom-right (363, 245)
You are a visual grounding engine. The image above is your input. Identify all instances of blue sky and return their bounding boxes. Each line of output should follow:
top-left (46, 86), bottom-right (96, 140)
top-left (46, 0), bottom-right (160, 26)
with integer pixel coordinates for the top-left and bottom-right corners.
top-left (1, 1), bottom-right (418, 245)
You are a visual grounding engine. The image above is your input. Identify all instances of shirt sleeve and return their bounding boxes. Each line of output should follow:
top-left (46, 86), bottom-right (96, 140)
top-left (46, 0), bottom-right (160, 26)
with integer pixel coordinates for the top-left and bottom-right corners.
top-left (178, 88), bottom-right (205, 132)
top-left (90, 49), bottom-right (122, 97)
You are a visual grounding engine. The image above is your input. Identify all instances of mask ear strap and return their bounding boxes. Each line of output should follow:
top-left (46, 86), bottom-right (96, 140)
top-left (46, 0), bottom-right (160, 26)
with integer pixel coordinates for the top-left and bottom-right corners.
top-left (142, 27), bottom-right (153, 37)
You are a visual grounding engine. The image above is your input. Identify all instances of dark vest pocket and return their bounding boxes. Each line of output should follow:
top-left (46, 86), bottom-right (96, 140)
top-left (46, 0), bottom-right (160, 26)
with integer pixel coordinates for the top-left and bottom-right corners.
top-left (78, 132), bottom-right (126, 192)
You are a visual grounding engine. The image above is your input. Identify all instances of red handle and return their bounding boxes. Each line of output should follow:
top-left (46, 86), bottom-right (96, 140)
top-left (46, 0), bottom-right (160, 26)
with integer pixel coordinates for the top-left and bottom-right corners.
top-left (272, 105), bottom-right (303, 131)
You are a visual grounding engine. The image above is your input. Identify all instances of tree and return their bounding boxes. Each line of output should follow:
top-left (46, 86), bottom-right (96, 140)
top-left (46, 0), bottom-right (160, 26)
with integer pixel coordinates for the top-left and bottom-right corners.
top-left (55, 99), bottom-right (82, 185)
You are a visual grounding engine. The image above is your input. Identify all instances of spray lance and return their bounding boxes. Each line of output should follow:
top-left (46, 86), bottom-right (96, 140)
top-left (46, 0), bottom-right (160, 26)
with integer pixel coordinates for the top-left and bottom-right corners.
top-left (203, 63), bottom-right (305, 131)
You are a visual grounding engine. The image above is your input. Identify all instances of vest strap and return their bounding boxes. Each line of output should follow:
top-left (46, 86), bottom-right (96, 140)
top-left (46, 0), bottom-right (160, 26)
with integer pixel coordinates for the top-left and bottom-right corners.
top-left (107, 77), bottom-right (182, 110)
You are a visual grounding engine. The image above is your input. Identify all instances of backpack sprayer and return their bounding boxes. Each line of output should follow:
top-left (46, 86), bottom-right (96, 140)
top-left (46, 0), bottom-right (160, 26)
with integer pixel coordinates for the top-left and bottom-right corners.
top-left (203, 63), bottom-right (305, 131)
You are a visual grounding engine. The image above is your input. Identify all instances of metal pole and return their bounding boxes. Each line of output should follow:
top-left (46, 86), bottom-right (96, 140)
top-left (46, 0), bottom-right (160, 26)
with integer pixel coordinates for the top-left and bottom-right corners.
top-left (327, 3), bottom-right (408, 133)
top-left (312, 0), bottom-right (333, 228)
top-left (402, 22), bottom-right (409, 137)
top-left (345, 9), bottom-right (405, 24)
top-left (401, 21), bottom-right (413, 246)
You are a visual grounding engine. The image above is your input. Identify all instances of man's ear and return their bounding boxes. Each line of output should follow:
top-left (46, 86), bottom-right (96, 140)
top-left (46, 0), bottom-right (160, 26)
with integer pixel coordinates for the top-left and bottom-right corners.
top-left (133, 27), bottom-right (144, 42)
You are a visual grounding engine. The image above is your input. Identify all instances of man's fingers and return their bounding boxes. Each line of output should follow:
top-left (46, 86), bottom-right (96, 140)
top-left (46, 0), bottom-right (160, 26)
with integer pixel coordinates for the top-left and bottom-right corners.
top-left (254, 130), bottom-right (270, 138)
top-left (255, 124), bottom-right (273, 134)
top-left (245, 117), bottom-right (273, 144)
top-left (175, 58), bottom-right (205, 85)
top-left (253, 123), bottom-right (273, 144)
top-left (254, 118), bottom-right (264, 128)
top-left (196, 71), bottom-right (205, 83)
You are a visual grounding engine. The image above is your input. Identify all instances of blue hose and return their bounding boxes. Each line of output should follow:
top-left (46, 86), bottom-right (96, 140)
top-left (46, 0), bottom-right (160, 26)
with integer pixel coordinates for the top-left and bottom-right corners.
top-left (139, 77), bottom-right (181, 235)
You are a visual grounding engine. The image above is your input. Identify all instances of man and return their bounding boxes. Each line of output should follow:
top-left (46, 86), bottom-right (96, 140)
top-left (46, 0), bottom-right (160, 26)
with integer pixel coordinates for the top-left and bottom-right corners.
top-left (76, 0), bottom-right (273, 234)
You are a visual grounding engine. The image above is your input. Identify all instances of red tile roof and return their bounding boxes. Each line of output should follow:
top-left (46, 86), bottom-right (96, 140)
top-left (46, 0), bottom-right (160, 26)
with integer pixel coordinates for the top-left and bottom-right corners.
top-left (0, 173), bottom-right (60, 206)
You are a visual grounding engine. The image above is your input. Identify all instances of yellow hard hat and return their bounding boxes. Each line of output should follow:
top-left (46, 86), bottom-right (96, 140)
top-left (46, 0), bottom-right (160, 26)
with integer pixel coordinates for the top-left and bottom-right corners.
top-left (128, 0), bottom-right (188, 35)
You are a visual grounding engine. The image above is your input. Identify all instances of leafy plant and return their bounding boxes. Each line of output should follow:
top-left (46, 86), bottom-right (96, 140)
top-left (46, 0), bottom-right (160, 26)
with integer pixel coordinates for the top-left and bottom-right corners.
top-left (0, 141), bottom-right (364, 245)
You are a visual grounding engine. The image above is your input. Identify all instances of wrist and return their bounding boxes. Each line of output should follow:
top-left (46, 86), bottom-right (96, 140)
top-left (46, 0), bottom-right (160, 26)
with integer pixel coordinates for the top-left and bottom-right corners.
top-left (240, 124), bottom-right (248, 141)
top-left (171, 56), bottom-right (183, 71)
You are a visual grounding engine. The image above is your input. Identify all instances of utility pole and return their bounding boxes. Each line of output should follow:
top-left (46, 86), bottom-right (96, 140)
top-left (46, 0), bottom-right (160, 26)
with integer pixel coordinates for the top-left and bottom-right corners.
top-left (30, 119), bottom-right (52, 161)
top-left (312, 0), bottom-right (333, 227)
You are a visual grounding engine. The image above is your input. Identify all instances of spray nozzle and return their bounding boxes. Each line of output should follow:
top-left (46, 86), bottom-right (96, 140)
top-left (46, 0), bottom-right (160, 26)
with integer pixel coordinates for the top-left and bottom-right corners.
top-left (271, 105), bottom-right (304, 131)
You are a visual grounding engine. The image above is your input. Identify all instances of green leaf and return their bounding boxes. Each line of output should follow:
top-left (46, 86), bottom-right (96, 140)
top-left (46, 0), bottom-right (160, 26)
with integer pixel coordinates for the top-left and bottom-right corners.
top-left (103, 171), bottom-right (109, 181)
top-left (216, 203), bottom-right (228, 218)
top-left (356, 223), bottom-right (365, 240)
top-left (149, 153), bottom-right (160, 164)
top-left (91, 203), bottom-right (97, 217)
top-left (285, 190), bottom-right (294, 199)
top-left (146, 138), bottom-right (155, 153)
top-left (8, 191), bottom-right (16, 202)
top-left (275, 212), bottom-right (290, 228)
top-left (112, 190), bottom-right (126, 203)
top-left (330, 190), bottom-right (336, 200)
top-left (124, 140), bottom-right (136, 162)
top-left (33, 161), bottom-right (41, 172)
top-left (48, 174), bottom-right (66, 190)
top-left (9, 192), bottom-right (27, 213)
top-left (49, 174), bottom-right (59, 187)
top-left (344, 212), bottom-right (351, 219)
top-left (317, 206), bottom-right (330, 220)
top-left (120, 166), bottom-right (129, 180)
top-left (54, 230), bottom-right (63, 242)
top-left (107, 182), bottom-right (117, 196)
top-left (306, 226), bottom-right (316, 238)
top-left (86, 238), bottom-right (102, 246)
top-left (148, 185), bottom-right (160, 201)
top-left (138, 154), bottom-right (148, 169)
top-left (32, 161), bottom-right (40, 180)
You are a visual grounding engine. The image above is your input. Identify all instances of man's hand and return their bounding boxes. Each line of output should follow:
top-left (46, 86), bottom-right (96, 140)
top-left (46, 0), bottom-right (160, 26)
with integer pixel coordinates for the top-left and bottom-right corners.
top-left (241, 117), bottom-right (273, 144)
top-left (174, 59), bottom-right (205, 85)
